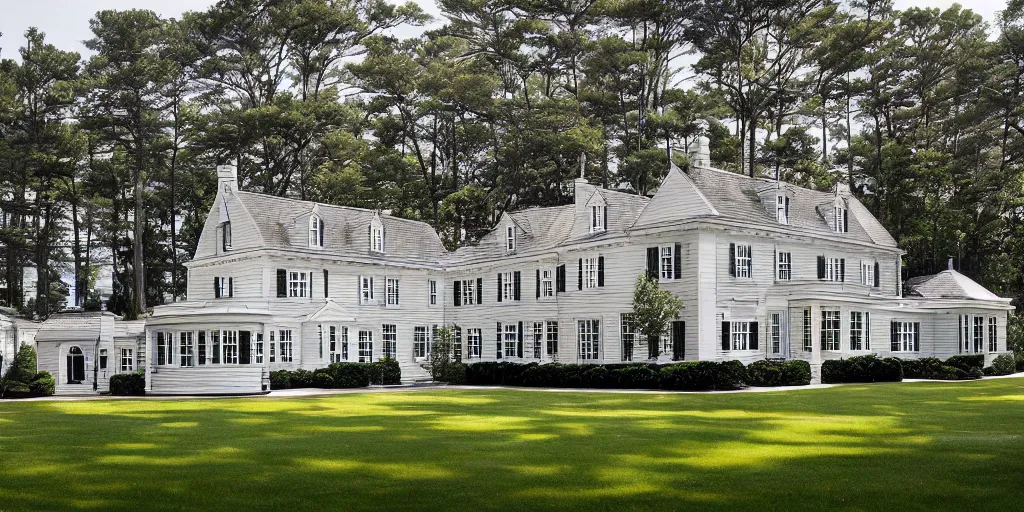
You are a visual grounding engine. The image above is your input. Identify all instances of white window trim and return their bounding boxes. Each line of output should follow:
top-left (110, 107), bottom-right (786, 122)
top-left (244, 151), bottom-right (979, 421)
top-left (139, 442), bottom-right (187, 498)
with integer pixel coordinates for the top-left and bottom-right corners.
top-left (503, 322), bottom-right (519, 358)
top-left (428, 280), bottom-right (437, 306)
top-left (894, 321), bottom-right (917, 353)
top-left (467, 328), bottom-right (482, 358)
top-left (506, 225), bottom-right (516, 252)
top-left (583, 257), bottom-right (598, 289)
top-left (834, 205), bottom-right (847, 233)
top-left (821, 310), bottom-right (841, 351)
top-left (277, 329), bottom-right (293, 363)
top-left (734, 244), bottom-right (751, 278)
top-left (577, 319), bottom-right (600, 360)
top-left (386, 277), bottom-right (400, 306)
top-left (502, 271), bottom-right (515, 301)
top-left (730, 321), bottom-right (752, 351)
top-left (776, 195), bottom-right (789, 225)
top-left (659, 245), bottom-right (674, 281)
top-left (360, 276), bottom-right (375, 305)
top-left (825, 257), bottom-right (845, 282)
top-left (370, 224), bottom-right (384, 253)
top-left (461, 280), bottom-right (475, 306)
top-left (541, 269), bottom-right (554, 298)
top-left (120, 348), bottom-right (134, 372)
top-left (590, 205), bottom-right (606, 233)
top-left (288, 271), bottom-right (308, 298)
top-left (849, 311), bottom-right (870, 351)
top-left (382, 324), bottom-right (397, 359)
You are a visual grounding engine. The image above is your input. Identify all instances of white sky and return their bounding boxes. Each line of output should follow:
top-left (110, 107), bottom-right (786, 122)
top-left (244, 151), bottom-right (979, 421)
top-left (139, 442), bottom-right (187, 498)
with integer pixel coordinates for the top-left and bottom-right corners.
top-left (0, 0), bottom-right (1005, 61)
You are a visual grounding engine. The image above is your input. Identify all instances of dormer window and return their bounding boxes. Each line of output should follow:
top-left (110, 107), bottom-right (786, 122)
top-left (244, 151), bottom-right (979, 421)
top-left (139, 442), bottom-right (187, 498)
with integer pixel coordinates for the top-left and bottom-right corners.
top-left (591, 205), bottom-right (606, 232)
top-left (834, 205), bottom-right (848, 233)
top-left (506, 225), bottom-right (516, 252)
top-left (309, 214), bottom-right (323, 247)
top-left (369, 217), bottom-right (384, 253)
top-left (776, 195), bottom-right (790, 225)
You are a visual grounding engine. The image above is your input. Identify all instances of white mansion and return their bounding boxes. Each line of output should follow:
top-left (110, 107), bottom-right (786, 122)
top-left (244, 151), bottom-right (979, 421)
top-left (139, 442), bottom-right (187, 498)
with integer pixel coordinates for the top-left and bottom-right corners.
top-left (35, 139), bottom-right (1014, 394)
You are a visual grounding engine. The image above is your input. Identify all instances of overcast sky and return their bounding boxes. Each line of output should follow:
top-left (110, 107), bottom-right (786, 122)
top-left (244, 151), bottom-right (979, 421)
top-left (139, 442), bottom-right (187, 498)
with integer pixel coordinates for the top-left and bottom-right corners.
top-left (0, 0), bottom-right (1008, 61)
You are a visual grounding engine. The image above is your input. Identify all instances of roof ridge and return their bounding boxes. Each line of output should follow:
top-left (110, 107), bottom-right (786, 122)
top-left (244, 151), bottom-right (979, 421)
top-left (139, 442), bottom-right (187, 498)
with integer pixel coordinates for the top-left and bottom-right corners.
top-left (235, 190), bottom-right (434, 228)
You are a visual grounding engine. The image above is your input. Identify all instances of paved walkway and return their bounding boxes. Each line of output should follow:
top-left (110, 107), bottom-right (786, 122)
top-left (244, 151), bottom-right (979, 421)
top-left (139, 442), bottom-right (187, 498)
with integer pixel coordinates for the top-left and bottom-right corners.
top-left (5, 372), bottom-right (1022, 402)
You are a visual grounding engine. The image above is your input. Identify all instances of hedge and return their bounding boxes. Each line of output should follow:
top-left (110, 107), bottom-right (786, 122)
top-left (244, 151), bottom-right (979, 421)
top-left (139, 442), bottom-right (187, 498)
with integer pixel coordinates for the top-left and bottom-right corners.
top-left (463, 360), bottom-right (750, 391)
top-left (0, 346), bottom-right (54, 398)
top-left (899, 356), bottom-right (983, 380)
top-left (109, 371), bottom-right (146, 396)
top-left (984, 354), bottom-right (1016, 376)
top-left (660, 361), bottom-right (747, 391)
top-left (745, 360), bottom-right (812, 387)
top-left (270, 358), bottom-right (402, 390)
top-left (944, 355), bottom-right (985, 374)
top-left (822, 355), bottom-right (903, 384)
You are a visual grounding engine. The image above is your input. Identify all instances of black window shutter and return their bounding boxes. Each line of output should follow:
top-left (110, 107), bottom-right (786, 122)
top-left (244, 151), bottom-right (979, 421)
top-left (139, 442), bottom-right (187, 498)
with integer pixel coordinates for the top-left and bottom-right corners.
top-left (603, 206), bottom-right (608, 231)
top-left (839, 259), bottom-right (846, 282)
top-left (323, 269), bottom-right (329, 297)
top-left (319, 217), bottom-right (324, 246)
top-left (214, 277), bottom-right (221, 298)
top-left (513, 271), bottom-right (521, 300)
top-left (817, 256), bottom-right (826, 279)
top-left (228, 277), bottom-right (234, 297)
top-left (536, 269), bottom-right (540, 298)
top-left (891, 321), bottom-right (898, 352)
top-left (874, 262), bottom-right (880, 287)
top-left (496, 322), bottom-right (502, 359)
top-left (239, 331), bottom-right (251, 365)
top-left (673, 321), bottom-right (685, 361)
top-left (308, 273), bottom-right (313, 298)
top-left (476, 278), bottom-right (483, 304)
top-left (577, 258), bottom-right (583, 290)
top-left (517, 321), bottom-right (524, 357)
top-left (913, 322), bottom-right (921, 351)
top-left (556, 265), bottom-right (565, 293)
top-left (721, 322), bottom-right (730, 350)
top-left (497, 273), bottom-right (502, 302)
top-left (844, 210), bottom-right (849, 232)
top-left (276, 269), bottom-right (287, 297)
top-left (673, 243), bottom-right (682, 279)
top-left (746, 247), bottom-right (752, 277)
top-left (597, 256), bottom-right (605, 287)
top-left (750, 322), bottom-right (759, 350)
top-left (728, 243), bottom-right (735, 277)
top-left (453, 280), bottom-right (462, 306)
top-left (646, 247), bottom-right (659, 279)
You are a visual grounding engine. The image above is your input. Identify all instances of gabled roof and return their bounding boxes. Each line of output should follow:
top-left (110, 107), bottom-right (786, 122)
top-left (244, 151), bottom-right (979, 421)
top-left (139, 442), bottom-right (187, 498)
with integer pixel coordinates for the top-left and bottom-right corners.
top-left (684, 166), bottom-right (898, 247)
top-left (235, 191), bottom-right (446, 265)
top-left (906, 270), bottom-right (1006, 301)
top-left (447, 205), bottom-right (575, 264)
top-left (632, 163), bottom-right (717, 228)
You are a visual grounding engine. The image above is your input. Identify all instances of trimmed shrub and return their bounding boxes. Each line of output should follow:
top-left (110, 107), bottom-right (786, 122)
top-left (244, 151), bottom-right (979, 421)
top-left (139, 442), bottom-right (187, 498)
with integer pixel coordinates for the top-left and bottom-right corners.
top-left (1, 345), bottom-right (39, 398)
top-left (746, 360), bottom-right (811, 387)
top-left (269, 370), bottom-right (292, 390)
top-left (439, 362), bottom-right (467, 384)
top-left (290, 369), bottom-right (315, 388)
top-left (312, 369), bottom-right (335, 388)
top-left (582, 366), bottom-right (612, 388)
top-left (659, 361), bottom-right (747, 391)
top-left (610, 365), bottom-right (660, 389)
top-left (109, 371), bottom-right (145, 396)
top-left (822, 355), bottom-right (903, 384)
top-left (988, 354), bottom-right (1016, 376)
top-left (326, 363), bottom-right (371, 388)
top-left (29, 371), bottom-right (55, 397)
top-left (369, 358), bottom-right (402, 385)
top-left (944, 355), bottom-right (985, 374)
top-left (899, 357), bottom-right (944, 379)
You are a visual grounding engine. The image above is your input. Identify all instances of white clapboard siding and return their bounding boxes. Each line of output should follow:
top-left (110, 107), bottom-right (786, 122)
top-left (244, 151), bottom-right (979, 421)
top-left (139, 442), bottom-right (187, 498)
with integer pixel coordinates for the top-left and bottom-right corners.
top-left (150, 366), bottom-right (263, 395)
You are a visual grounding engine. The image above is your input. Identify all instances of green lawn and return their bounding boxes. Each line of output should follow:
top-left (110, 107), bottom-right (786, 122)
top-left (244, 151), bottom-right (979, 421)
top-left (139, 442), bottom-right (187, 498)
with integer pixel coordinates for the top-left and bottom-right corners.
top-left (1, 380), bottom-right (1023, 511)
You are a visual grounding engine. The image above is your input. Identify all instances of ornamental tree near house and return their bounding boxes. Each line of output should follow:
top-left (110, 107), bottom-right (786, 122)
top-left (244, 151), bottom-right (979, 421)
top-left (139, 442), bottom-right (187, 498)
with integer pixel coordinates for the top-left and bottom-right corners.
top-left (632, 273), bottom-right (684, 359)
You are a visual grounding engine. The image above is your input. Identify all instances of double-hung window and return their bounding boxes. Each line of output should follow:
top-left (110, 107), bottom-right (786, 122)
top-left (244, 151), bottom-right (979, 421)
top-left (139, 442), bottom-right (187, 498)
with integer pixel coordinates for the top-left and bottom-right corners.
top-left (583, 257), bottom-right (598, 288)
top-left (892, 321), bottom-right (918, 352)
top-left (371, 226), bottom-right (384, 252)
top-left (288, 271), bottom-right (308, 298)
top-left (254, 332), bottom-right (264, 364)
top-left (223, 330), bottom-right (239, 364)
top-left (577, 319), bottom-right (600, 360)
top-left (546, 321), bottom-right (559, 356)
top-left (769, 313), bottom-right (782, 354)
top-left (222, 221), bottom-right (232, 251)
top-left (620, 314), bottom-right (635, 361)
top-left (861, 262), bottom-right (875, 286)
top-left (776, 252), bottom-right (791, 281)
top-left (660, 246), bottom-right (674, 281)
top-left (541, 269), bottom-right (554, 297)
top-left (734, 245), bottom-right (751, 278)
top-left (803, 308), bottom-right (812, 351)
top-left (382, 324), bottom-right (397, 359)
top-left (989, 317), bottom-right (998, 352)
top-left (360, 276), bottom-right (374, 304)
top-left (820, 310), bottom-right (841, 351)
top-left (358, 330), bottom-right (373, 362)
top-left (834, 206), bottom-right (847, 233)
top-left (825, 257), bottom-right (845, 282)
top-left (850, 311), bottom-right (870, 351)
top-left (386, 278), bottom-right (400, 306)
top-left (309, 214), bottom-right (322, 247)
top-left (179, 331), bottom-right (194, 367)
top-left (502, 271), bottom-right (515, 301)
top-left (506, 226), bottom-right (516, 252)
top-left (730, 321), bottom-right (751, 350)
top-left (461, 280), bottom-right (476, 306)
top-left (466, 329), bottom-right (482, 358)
top-left (776, 195), bottom-right (790, 224)
top-left (503, 323), bottom-right (519, 358)
top-left (120, 348), bottom-right (134, 372)
top-left (428, 280), bottom-right (437, 305)
top-left (414, 326), bottom-right (430, 358)
top-left (591, 205), bottom-right (605, 233)
top-left (973, 316), bottom-right (984, 353)
top-left (277, 330), bottom-right (292, 363)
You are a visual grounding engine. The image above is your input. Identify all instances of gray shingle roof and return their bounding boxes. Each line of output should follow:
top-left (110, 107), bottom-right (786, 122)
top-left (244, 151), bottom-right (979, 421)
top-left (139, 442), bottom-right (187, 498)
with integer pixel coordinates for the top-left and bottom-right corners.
top-left (236, 192), bottom-right (446, 265)
top-left (686, 166), bottom-right (898, 247)
top-left (906, 270), bottom-right (1003, 301)
top-left (447, 205), bottom-right (576, 264)
top-left (36, 312), bottom-right (116, 343)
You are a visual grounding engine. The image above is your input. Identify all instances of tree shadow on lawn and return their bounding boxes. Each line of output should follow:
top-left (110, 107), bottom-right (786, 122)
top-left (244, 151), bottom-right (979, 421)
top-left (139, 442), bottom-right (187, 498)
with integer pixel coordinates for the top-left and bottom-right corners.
top-left (0, 379), bottom-right (1023, 511)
